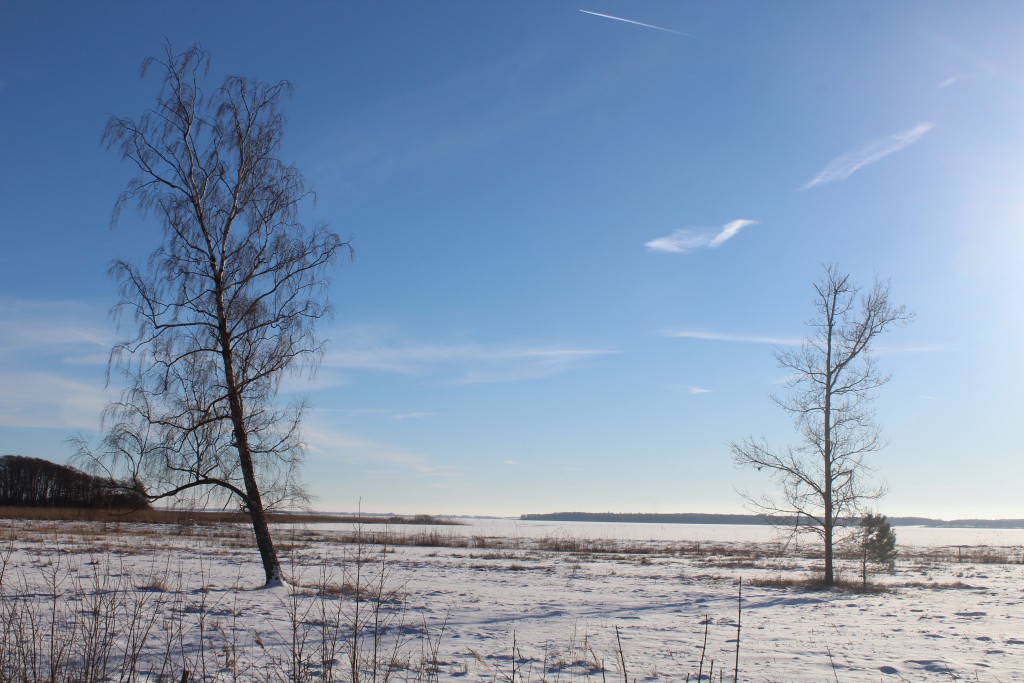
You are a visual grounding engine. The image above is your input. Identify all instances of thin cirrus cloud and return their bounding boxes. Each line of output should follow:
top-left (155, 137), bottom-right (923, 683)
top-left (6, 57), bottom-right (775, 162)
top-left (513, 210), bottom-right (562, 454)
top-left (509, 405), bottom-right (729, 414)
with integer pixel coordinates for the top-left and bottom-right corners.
top-left (302, 419), bottom-right (461, 479)
top-left (323, 39), bottom-right (652, 202)
top-left (392, 412), bottom-right (438, 421)
top-left (0, 297), bottom-right (116, 431)
top-left (312, 407), bottom-right (437, 421)
top-left (645, 219), bottom-right (758, 254)
top-left (0, 296), bottom-right (112, 359)
top-left (688, 387), bottom-right (713, 395)
top-left (874, 343), bottom-right (944, 356)
top-left (323, 331), bottom-right (616, 384)
top-left (0, 370), bottom-right (109, 431)
top-left (802, 122), bottom-right (934, 190)
top-left (667, 330), bottom-right (803, 346)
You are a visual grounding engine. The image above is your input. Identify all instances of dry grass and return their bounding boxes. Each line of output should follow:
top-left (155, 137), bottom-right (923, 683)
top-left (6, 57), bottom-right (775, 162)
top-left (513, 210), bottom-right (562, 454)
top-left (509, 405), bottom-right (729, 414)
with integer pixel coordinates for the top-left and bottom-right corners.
top-left (745, 574), bottom-right (893, 593)
top-left (896, 580), bottom-right (980, 590)
top-left (0, 533), bottom-right (440, 682)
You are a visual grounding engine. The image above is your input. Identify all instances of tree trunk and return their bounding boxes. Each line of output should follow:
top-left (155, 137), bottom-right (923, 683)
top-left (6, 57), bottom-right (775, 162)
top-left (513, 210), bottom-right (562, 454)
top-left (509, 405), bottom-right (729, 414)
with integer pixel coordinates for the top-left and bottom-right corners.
top-left (823, 430), bottom-right (834, 585)
top-left (228, 396), bottom-right (282, 585)
top-left (242, 461), bottom-right (282, 585)
top-left (217, 292), bottom-right (282, 586)
top-left (822, 290), bottom-right (836, 586)
top-left (823, 515), bottom-right (834, 585)
top-left (862, 542), bottom-right (868, 590)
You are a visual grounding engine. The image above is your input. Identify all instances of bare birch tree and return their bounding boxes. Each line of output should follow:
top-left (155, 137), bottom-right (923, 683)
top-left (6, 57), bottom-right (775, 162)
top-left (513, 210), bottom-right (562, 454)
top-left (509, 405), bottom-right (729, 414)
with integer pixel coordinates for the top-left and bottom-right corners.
top-left (80, 43), bottom-right (347, 585)
top-left (731, 264), bottom-right (911, 585)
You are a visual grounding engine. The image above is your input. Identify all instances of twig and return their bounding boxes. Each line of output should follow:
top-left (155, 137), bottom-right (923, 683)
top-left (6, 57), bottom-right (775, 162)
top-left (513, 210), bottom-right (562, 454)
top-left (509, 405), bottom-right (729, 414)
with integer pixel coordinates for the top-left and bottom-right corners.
top-left (734, 578), bottom-right (742, 683)
top-left (826, 646), bottom-right (840, 683)
top-left (698, 615), bottom-right (708, 682)
top-left (614, 625), bottom-right (628, 683)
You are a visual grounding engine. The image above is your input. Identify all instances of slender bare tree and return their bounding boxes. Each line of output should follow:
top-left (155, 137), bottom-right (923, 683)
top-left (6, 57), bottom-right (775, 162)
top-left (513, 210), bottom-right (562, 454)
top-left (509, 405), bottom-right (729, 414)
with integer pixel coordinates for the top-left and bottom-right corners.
top-left (731, 264), bottom-right (911, 585)
top-left (81, 43), bottom-right (348, 585)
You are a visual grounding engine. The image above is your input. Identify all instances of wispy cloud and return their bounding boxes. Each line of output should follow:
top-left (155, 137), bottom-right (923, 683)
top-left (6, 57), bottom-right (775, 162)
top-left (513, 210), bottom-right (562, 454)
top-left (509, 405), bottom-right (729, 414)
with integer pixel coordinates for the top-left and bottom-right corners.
top-left (330, 408), bottom-right (392, 418)
top-left (645, 219), bottom-right (758, 254)
top-left (308, 407), bottom-right (438, 421)
top-left (323, 329), bottom-right (616, 384)
top-left (669, 334), bottom-right (939, 355)
top-left (579, 9), bottom-right (693, 37)
top-left (874, 343), bottom-right (944, 356)
top-left (667, 330), bottom-right (802, 346)
top-left (303, 421), bottom-right (460, 478)
top-left (938, 75), bottom-right (962, 89)
top-left (802, 122), bottom-right (934, 190)
top-left (318, 41), bottom-right (660, 203)
top-left (771, 373), bottom-right (803, 386)
top-left (0, 297), bottom-right (115, 431)
top-left (0, 371), bottom-right (109, 430)
top-left (709, 220), bottom-right (756, 247)
top-left (392, 412), bottom-right (438, 421)
top-left (0, 297), bottom-right (113, 359)
top-left (688, 386), bottom-right (713, 395)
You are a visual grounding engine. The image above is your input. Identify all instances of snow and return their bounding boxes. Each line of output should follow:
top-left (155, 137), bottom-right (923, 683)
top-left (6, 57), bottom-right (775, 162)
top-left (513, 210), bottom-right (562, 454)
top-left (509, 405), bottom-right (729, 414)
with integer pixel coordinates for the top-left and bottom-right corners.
top-left (0, 516), bottom-right (1020, 681)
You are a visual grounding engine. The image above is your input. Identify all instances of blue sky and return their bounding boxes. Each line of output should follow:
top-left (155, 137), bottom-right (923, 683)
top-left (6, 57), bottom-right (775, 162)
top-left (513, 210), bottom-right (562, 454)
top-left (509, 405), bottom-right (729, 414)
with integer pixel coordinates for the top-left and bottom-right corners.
top-left (2, 2), bottom-right (1022, 518)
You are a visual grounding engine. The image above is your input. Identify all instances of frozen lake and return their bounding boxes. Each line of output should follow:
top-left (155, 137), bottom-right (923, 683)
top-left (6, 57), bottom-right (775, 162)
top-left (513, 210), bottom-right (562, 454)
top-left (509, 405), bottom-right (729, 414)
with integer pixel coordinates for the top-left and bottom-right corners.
top-left (325, 515), bottom-right (1024, 548)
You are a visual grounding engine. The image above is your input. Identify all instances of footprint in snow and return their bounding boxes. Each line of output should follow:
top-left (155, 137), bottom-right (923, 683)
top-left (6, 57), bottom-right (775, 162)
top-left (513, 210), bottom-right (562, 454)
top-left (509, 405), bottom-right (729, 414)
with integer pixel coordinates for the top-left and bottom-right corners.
top-left (879, 665), bottom-right (899, 675)
top-left (954, 611), bottom-right (986, 617)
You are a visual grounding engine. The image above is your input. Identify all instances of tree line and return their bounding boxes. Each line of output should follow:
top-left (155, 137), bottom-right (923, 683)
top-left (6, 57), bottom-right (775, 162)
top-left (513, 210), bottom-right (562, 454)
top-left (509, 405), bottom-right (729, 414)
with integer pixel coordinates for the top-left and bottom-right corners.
top-left (0, 455), bottom-right (149, 509)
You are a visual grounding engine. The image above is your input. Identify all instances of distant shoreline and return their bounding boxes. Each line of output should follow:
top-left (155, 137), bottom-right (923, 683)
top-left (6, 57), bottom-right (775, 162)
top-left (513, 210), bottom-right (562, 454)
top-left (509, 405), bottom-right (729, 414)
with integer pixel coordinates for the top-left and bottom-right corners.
top-left (519, 512), bottom-right (1024, 529)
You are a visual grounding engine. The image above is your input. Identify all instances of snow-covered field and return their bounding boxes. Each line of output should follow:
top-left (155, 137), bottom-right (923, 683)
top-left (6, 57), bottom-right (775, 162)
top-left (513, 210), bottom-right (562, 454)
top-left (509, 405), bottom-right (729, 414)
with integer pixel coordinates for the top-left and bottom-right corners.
top-left (0, 516), bottom-right (1021, 681)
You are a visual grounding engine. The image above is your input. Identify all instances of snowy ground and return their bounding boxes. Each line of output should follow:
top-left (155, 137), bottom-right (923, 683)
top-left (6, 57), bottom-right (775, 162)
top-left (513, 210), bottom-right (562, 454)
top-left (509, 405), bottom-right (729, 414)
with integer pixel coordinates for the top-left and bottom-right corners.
top-left (0, 517), bottom-right (1021, 682)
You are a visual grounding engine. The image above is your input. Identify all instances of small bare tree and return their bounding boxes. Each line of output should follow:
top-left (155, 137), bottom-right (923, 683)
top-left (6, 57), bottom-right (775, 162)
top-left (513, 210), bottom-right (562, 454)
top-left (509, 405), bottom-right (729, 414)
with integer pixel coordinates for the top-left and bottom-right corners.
top-left (731, 264), bottom-right (911, 585)
top-left (78, 43), bottom-right (348, 585)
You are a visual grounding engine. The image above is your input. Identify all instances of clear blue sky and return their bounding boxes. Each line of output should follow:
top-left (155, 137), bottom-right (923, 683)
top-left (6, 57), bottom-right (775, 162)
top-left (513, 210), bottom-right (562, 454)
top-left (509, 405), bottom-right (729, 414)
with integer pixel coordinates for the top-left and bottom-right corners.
top-left (2, 2), bottom-right (1022, 518)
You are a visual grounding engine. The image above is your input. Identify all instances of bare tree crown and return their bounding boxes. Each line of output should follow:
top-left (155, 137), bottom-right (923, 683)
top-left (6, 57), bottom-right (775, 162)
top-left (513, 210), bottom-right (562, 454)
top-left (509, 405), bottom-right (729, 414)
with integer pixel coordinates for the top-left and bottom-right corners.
top-left (78, 43), bottom-right (349, 584)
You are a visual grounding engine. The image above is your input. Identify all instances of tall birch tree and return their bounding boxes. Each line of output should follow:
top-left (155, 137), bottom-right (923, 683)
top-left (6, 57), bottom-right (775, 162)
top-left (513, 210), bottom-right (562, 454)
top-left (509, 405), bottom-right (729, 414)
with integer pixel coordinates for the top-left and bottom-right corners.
top-left (86, 43), bottom-right (347, 585)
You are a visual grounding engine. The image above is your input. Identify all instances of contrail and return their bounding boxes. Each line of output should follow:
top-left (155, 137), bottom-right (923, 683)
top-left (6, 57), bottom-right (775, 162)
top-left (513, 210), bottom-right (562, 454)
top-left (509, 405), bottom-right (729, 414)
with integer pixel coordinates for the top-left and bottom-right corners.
top-left (579, 9), bottom-right (690, 36)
